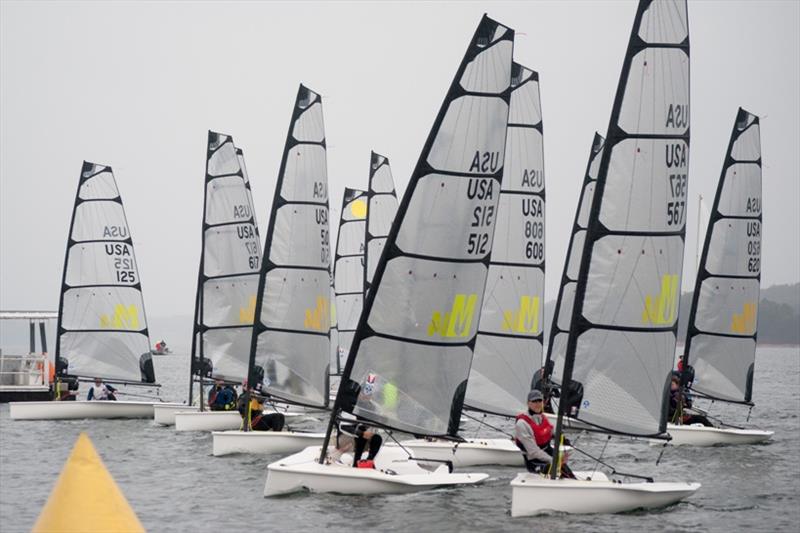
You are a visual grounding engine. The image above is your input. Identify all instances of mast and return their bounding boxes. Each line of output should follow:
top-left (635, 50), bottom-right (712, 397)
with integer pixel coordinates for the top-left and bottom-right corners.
top-left (319, 14), bottom-right (515, 462)
top-left (551, 0), bottom-right (690, 478)
top-left (465, 63), bottom-right (546, 417)
top-left (542, 133), bottom-right (605, 388)
top-left (363, 152), bottom-right (399, 297)
top-left (332, 188), bottom-right (367, 376)
top-left (55, 162), bottom-right (155, 385)
top-left (683, 108), bottom-right (761, 405)
top-left (247, 84), bottom-right (332, 409)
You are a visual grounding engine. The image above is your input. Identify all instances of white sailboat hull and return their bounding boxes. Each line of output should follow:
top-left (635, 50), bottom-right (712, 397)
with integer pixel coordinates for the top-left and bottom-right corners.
top-left (391, 438), bottom-right (523, 467)
top-left (510, 472), bottom-right (700, 516)
top-left (153, 404), bottom-right (199, 426)
top-left (661, 423), bottom-right (774, 446)
top-left (264, 445), bottom-right (489, 496)
top-left (212, 431), bottom-right (326, 456)
top-left (9, 400), bottom-right (176, 420)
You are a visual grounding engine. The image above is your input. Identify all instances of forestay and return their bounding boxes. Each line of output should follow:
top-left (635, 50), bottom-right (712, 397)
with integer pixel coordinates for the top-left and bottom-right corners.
top-left (56, 161), bottom-right (154, 384)
top-left (557, 0), bottom-right (690, 438)
top-left (685, 109), bottom-right (762, 404)
top-left (333, 15), bottom-right (515, 437)
top-left (191, 132), bottom-right (262, 383)
top-left (249, 85), bottom-right (331, 409)
top-left (333, 188), bottom-right (367, 375)
top-left (544, 133), bottom-right (605, 386)
top-left (363, 152), bottom-right (399, 296)
top-left (465, 64), bottom-right (545, 417)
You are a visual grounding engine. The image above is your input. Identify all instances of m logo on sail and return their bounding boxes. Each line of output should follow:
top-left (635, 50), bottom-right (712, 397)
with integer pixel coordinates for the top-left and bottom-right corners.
top-left (427, 294), bottom-right (477, 338)
top-left (304, 297), bottom-right (330, 332)
top-left (641, 274), bottom-right (679, 325)
top-left (502, 296), bottom-right (541, 334)
top-left (100, 304), bottom-right (139, 330)
top-left (731, 302), bottom-right (757, 334)
top-left (239, 295), bottom-right (256, 324)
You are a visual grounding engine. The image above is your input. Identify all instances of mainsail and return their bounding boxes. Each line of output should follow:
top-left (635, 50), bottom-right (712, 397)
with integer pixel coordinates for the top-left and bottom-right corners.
top-left (249, 85), bottom-right (331, 409)
top-left (328, 15), bottom-right (515, 438)
top-left (55, 161), bottom-right (154, 384)
top-left (190, 132), bottom-right (262, 384)
top-left (544, 133), bottom-right (605, 386)
top-left (363, 152), bottom-right (399, 296)
top-left (684, 108), bottom-right (761, 404)
top-left (333, 188), bottom-right (367, 376)
top-left (465, 64), bottom-right (545, 417)
top-left (554, 0), bottom-right (690, 439)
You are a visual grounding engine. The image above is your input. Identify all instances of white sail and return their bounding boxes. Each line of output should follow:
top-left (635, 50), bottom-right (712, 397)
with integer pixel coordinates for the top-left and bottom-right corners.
top-left (685, 108), bottom-right (762, 404)
top-left (556, 0), bottom-right (690, 437)
top-left (363, 152), bottom-right (399, 296)
top-left (545, 133), bottom-right (605, 386)
top-left (465, 64), bottom-right (545, 417)
top-left (55, 161), bottom-right (154, 384)
top-left (249, 85), bottom-right (332, 409)
top-left (191, 132), bottom-right (262, 384)
top-left (333, 188), bottom-right (367, 375)
top-left (331, 15), bottom-right (515, 437)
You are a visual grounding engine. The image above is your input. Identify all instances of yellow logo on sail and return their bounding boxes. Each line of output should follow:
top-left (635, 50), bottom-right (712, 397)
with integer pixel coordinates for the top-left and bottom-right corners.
top-left (731, 302), bottom-right (757, 334)
top-left (304, 297), bottom-right (330, 331)
top-left (642, 274), bottom-right (679, 325)
top-left (99, 305), bottom-right (139, 330)
top-left (502, 296), bottom-right (541, 334)
top-left (350, 199), bottom-right (367, 219)
top-left (427, 294), bottom-right (478, 338)
top-left (239, 295), bottom-right (256, 324)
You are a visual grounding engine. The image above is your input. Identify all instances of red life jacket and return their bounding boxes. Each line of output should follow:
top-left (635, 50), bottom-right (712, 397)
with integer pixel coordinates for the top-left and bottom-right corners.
top-left (516, 412), bottom-right (553, 448)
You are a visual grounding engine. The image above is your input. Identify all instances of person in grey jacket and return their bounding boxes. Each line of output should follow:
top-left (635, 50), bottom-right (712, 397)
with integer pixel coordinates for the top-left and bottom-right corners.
top-left (514, 389), bottom-right (574, 478)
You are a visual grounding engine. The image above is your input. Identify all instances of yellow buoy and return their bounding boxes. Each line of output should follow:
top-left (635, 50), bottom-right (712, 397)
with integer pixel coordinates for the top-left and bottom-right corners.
top-left (33, 433), bottom-right (145, 533)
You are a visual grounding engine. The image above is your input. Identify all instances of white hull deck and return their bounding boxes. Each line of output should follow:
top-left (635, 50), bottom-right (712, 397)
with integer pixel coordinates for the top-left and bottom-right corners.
top-left (510, 471), bottom-right (700, 516)
top-left (390, 438), bottom-right (523, 467)
top-left (8, 400), bottom-right (181, 420)
top-left (212, 430), bottom-right (326, 456)
top-left (264, 445), bottom-right (489, 496)
top-left (659, 423), bottom-right (774, 447)
top-left (175, 409), bottom-right (319, 432)
top-left (153, 404), bottom-right (199, 426)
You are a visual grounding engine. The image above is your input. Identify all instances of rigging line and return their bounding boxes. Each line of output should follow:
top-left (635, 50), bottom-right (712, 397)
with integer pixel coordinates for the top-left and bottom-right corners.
top-left (589, 434), bottom-right (612, 479)
top-left (568, 440), bottom-right (654, 483)
top-left (461, 410), bottom-right (513, 438)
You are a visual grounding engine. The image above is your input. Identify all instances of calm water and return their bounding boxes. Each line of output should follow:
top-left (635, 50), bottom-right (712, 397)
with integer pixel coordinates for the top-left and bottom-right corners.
top-left (1, 346), bottom-right (798, 532)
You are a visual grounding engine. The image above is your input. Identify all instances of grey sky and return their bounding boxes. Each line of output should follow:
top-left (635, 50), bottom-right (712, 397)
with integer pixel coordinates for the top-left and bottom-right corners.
top-left (2, 0), bottom-right (798, 321)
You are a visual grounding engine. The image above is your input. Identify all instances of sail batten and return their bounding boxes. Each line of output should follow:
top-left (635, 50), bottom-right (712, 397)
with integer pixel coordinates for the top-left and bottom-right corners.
top-left (684, 108), bottom-right (761, 404)
top-left (55, 161), bottom-right (154, 384)
top-left (191, 133), bottom-right (262, 385)
top-left (249, 85), bottom-right (331, 409)
top-left (555, 0), bottom-right (690, 438)
top-left (330, 15), bottom-right (515, 438)
top-left (465, 63), bottom-right (545, 418)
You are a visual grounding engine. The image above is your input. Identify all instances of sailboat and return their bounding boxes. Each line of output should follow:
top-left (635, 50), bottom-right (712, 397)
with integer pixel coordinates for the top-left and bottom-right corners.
top-left (664, 108), bottom-right (772, 446)
top-left (172, 133), bottom-right (265, 431)
top-left (332, 187), bottom-right (367, 377)
top-left (511, 0), bottom-right (700, 516)
top-left (212, 85), bottom-right (333, 456)
top-left (11, 162), bottom-right (168, 420)
top-left (398, 63), bottom-right (546, 467)
top-left (263, 14), bottom-right (514, 496)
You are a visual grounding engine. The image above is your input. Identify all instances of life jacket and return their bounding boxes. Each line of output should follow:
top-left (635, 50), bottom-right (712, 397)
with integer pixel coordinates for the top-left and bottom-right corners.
top-left (516, 412), bottom-right (552, 448)
top-left (90, 384), bottom-right (109, 400)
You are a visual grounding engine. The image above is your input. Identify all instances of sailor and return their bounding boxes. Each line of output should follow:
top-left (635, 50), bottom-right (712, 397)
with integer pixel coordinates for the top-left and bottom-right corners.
top-left (335, 414), bottom-right (383, 469)
top-left (515, 389), bottom-right (574, 478)
top-left (207, 379), bottom-right (238, 411)
top-left (237, 386), bottom-right (285, 431)
top-left (668, 376), bottom-right (713, 427)
top-left (87, 378), bottom-right (117, 401)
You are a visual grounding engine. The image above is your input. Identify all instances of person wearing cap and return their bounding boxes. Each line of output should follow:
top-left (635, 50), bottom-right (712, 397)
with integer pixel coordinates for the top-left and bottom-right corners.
top-left (515, 389), bottom-right (575, 478)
